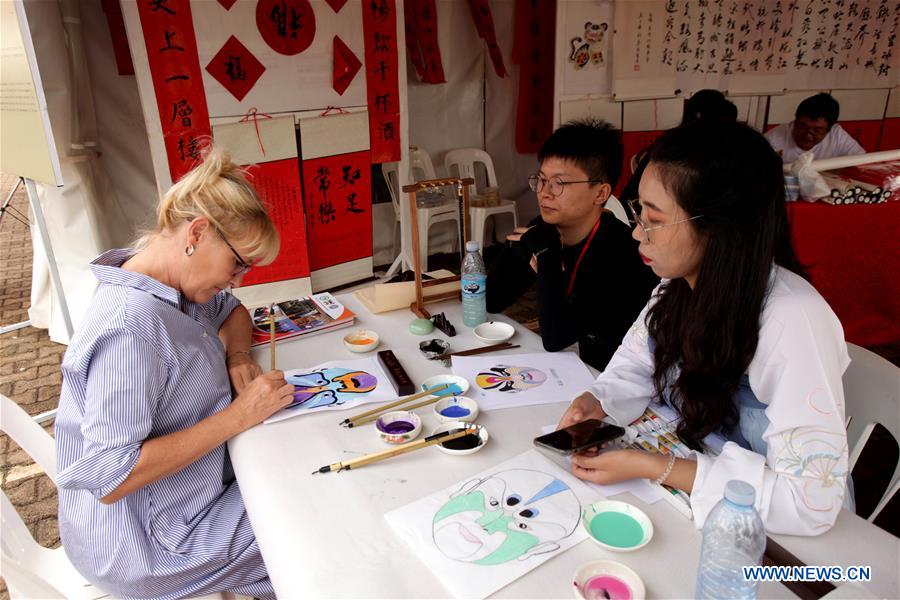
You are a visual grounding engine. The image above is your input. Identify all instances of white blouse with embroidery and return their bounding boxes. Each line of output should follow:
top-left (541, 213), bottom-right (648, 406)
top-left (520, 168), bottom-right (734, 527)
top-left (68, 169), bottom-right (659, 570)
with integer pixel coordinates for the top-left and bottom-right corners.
top-left (583, 266), bottom-right (850, 535)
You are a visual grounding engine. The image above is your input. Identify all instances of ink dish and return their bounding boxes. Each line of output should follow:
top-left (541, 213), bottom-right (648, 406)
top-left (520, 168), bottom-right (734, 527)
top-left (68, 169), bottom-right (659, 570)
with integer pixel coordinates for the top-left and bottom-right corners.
top-left (581, 500), bottom-right (653, 553)
top-left (573, 560), bottom-right (645, 600)
top-left (375, 411), bottom-right (422, 445)
top-left (420, 374), bottom-right (470, 398)
top-left (473, 321), bottom-right (515, 344)
top-left (433, 396), bottom-right (479, 423)
top-left (430, 421), bottom-right (488, 455)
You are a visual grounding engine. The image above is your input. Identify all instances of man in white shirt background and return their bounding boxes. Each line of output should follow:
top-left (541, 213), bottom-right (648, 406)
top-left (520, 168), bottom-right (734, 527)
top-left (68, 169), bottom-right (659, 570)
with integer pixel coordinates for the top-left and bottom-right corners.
top-left (765, 93), bottom-right (866, 163)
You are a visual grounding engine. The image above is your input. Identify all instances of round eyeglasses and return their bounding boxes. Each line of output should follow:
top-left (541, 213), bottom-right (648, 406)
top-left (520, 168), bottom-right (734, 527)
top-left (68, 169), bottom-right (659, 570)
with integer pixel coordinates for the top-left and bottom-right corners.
top-left (625, 198), bottom-right (704, 243)
top-left (528, 174), bottom-right (603, 197)
top-left (215, 228), bottom-right (253, 276)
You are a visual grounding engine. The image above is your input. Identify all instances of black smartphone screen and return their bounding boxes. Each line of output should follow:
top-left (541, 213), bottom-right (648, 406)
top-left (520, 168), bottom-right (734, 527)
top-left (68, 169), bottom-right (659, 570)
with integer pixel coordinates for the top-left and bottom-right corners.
top-left (533, 419), bottom-right (625, 455)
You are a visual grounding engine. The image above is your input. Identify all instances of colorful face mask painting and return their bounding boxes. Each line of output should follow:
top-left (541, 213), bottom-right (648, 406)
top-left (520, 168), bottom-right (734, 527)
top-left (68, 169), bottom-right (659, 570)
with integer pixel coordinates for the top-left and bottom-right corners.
top-left (263, 357), bottom-right (394, 425)
top-left (386, 450), bottom-right (595, 599)
top-left (432, 469), bottom-right (580, 565)
top-left (452, 352), bottom-right (595, 412)
top-left (476, 365), bottom-right (547, 393)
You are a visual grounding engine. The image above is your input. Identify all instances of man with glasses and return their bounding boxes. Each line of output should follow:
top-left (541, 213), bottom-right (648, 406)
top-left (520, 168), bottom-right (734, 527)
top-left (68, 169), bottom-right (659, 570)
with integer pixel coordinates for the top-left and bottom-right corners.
top-left (486, 119), bottom-right (658, 370)
top-left (765, 93), bottom-right (864, 163)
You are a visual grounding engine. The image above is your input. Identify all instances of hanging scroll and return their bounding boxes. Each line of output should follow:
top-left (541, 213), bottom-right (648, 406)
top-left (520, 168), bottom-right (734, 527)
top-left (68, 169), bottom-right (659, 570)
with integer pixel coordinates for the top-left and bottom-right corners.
top-left (362, 0), bottom-right (402, 163)
top-left (513, 0), bottom-right (556, 154)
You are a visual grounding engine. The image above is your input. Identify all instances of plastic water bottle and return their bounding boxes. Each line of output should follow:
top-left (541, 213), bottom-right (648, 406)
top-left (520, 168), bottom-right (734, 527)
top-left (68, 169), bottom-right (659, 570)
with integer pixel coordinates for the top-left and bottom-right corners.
top-left (461, 240), bottom-right (487, 327)
top-left (695, 480), bottom-right (766, 599)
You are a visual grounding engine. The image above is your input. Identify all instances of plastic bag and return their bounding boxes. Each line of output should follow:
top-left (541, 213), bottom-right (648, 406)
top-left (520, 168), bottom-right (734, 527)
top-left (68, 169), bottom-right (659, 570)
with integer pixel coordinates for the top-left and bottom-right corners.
top-left (791, 151), bottom-right (831, 201)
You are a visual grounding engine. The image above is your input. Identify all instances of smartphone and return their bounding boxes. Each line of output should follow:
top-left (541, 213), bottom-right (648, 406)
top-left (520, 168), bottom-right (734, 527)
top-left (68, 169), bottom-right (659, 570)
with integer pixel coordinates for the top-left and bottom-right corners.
top-left (533, 419), bottom-right (625, 455)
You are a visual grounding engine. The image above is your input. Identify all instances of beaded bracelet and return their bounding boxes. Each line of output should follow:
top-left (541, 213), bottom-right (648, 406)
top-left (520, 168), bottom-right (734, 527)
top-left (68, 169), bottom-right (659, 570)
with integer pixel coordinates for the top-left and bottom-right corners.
top-left (226, 350), bottom-right (251, 361)
top-left (654, 453), bottom-right (676, 486)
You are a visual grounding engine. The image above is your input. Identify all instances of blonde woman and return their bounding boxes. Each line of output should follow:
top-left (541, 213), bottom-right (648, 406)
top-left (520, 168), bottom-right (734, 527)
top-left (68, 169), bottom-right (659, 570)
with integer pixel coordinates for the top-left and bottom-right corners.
top-left (55, 148), bottom-right (292, 599)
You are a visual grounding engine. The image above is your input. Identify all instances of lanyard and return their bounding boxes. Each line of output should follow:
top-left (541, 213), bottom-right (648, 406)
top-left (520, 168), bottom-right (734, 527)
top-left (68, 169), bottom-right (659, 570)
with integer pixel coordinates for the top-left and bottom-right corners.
top-left (565, 216), bottom-right (601, 299)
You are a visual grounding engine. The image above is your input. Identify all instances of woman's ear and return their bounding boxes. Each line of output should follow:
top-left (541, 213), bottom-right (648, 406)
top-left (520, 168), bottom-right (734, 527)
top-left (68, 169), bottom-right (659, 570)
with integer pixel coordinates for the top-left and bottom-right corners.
top-left (185, 216), bottom-right (210, 245)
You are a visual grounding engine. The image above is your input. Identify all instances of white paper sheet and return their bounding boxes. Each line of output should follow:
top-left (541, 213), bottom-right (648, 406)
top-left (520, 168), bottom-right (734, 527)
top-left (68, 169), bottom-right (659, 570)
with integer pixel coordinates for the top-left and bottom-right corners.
top-left (451, 352), bottom-right (595, 411)
top-left (385, 450), bottom-right (599, 599)
top-left (264, 356), bottom-right (394, 424)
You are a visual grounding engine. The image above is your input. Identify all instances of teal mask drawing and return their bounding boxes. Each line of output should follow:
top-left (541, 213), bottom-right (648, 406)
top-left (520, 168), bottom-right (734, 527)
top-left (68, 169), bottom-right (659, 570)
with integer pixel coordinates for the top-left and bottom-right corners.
top-left (432, 469), bottom-right (580, 565)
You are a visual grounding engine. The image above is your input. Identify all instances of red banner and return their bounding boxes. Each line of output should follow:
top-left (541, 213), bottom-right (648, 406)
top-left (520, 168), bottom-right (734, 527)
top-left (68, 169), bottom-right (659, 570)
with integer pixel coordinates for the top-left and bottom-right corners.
top-left (513, 0), bottom-right (555, 154)
top-left (407, 0), bottom-right (446, 84)
top-left (136, 0), bottom-right (211, 182)
top-left (466, 0), bottom-right (506, 78)
top-left (362, 0), bottom-right (401, 163)
top-left (240, 159), bottom-right (311, 285)
top-left (301, 151), bottom-right (373, 270)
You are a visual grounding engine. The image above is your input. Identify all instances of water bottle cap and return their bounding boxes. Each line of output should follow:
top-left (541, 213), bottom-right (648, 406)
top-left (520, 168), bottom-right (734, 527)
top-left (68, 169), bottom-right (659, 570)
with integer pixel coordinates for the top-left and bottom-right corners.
top-left (724, 480), bottom-right (756, 506)
top-left (465, 241), bottom-right (480, 253)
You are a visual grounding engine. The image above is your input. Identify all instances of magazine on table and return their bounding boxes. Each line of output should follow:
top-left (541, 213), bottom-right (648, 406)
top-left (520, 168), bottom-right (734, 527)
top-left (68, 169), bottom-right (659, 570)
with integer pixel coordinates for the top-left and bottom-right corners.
top-left (250, 292), bottom-right (355, 346)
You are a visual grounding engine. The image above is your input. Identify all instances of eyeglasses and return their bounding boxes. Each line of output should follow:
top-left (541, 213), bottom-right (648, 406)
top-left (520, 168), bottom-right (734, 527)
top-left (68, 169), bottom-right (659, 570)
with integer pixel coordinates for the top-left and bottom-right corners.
top-left (215, 228), bottom-right (253, 276)
top-left (625, 198), bottom-right (704, 243)
top-left (528, 174), bottom-right (602, 197)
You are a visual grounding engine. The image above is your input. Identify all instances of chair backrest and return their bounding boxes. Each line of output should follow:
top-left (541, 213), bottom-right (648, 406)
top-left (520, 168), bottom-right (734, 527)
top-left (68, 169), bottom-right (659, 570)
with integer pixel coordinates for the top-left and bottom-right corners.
top-left (1, 394), bottom-right (56, 482)
top-left (381, 162), bottom-right (401, 215)
top-left (409, 147), bottom-right (438, 181)
top-left (842, 343), bottom-right (900, 521)
top-left (444, 148), bottom-right (499, 199)
top-left (605, 195), bottom-right (630, 226)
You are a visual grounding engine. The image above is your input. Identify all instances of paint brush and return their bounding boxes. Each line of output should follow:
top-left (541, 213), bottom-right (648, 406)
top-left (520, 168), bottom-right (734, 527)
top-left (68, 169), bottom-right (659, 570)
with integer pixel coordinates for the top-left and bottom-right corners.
top-left (347, 395), bottom-right (445, 428)
top-left (432, 342), bottom-right (520, 362)
top-left (312, 426), bottom-right (477, 474)
top-left (339, 383), bottom-right (449, 427)
top-left (268, 304), bottom-right (276, 372)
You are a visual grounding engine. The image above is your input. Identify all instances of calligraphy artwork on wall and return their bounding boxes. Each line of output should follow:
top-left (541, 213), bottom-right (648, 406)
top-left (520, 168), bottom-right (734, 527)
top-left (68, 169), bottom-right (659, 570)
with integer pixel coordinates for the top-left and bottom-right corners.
top-left (136, 0), bottom-right (211, 182)
top-left (405, 0), bottom-right (446, 84)
top-left (333, 36), bottom-right (362, 95)
top-left (205, 35), bottom-right (266, 101)
top-left (256, 0), bottom-right (316, 55)
top-left (560, 0), bottom-right (612, 96)
top-left (513, 0), bottom-right (556, 154)
top-left (362, 0), bottom-right (401, 163)
top-left (466, 0), bottom-right (506, 78)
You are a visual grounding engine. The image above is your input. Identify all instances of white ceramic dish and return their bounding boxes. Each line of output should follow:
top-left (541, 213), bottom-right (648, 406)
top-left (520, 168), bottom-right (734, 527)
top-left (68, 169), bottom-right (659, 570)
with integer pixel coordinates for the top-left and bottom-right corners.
top-left (473, 321), bottom-right (515, 344)
top-left (420, 374), bottom-right (470, 397)
top-left (432, 396), bottom-right (479, 423)
top-left (343, 329), bottom-right (380, 353)
top-left (430, 421), bottom-right (488, 455)
top-left (375, 411), bottom-right (422, 445)
top-left (581, 500), bottom-right (654, 553)
top-left (572, 559), bottom-right (646, 600)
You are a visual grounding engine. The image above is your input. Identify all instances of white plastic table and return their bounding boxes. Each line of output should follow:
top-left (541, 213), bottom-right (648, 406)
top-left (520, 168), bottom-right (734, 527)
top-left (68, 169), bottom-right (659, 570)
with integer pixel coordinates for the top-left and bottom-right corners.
top-left (229, 294), bottom-right (898, 598)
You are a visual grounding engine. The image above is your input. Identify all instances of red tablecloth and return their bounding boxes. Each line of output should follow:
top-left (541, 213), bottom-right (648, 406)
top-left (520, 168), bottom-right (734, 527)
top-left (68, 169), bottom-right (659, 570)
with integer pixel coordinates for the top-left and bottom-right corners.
top-left (787, 201), bottom-right (900, 346)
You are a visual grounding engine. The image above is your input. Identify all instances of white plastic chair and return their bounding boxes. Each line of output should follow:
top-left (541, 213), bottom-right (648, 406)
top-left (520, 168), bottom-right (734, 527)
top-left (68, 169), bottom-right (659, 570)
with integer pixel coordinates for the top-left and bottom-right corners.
top-left (444, 148), bottom-right (518, 249)
top-left (382, 148), bottom-right (461, 272)
top-left (0, 394), bottom-right (241, 600)
top-left (605, 195), bottom-right (629, 226)
top-left (843, 344), bottom-right (900, 522)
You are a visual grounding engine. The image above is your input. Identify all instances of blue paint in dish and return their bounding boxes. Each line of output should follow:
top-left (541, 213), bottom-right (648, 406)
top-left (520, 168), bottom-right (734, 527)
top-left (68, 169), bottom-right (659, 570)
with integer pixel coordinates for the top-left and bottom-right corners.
top-left (425, 382), bottom-right (464, 396)
top-left (439, 405), bottom-right (471, 418)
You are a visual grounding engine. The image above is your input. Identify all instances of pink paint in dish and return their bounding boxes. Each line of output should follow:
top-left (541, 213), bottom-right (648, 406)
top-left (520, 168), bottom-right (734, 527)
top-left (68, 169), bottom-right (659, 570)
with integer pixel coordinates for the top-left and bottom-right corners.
top-left (580, 574), bottom-right (632, 600)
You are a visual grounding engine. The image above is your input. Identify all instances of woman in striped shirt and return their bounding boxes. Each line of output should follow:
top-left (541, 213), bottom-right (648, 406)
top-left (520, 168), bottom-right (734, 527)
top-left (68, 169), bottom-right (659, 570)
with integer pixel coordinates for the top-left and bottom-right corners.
top-left (55, 148), bottom-right (294, 599)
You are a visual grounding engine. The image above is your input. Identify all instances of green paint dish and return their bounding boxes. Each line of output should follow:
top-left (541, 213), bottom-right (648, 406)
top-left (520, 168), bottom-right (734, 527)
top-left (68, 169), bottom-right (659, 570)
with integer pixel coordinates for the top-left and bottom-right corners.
top-left (589, 512), bottom-right (645, 549)
top-left (581, 500), bottom-right (653, 553)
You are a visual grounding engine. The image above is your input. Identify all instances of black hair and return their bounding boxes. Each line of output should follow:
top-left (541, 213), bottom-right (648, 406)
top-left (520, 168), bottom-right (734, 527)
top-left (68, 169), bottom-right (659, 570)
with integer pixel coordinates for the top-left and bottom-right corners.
top-left (796, 93), bottom-right (840, 127)
top-left (682, 89), bottom-right (738, 124)
top-left (644, 120), bottom-right (806, 450)
top-left (538, 118), bottom-right (624, 188)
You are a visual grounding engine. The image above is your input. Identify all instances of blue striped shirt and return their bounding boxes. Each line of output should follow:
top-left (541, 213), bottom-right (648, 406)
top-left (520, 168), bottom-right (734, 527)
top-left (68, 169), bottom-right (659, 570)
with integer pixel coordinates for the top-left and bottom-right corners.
top-left (56, 249), bottom-right (274, 599)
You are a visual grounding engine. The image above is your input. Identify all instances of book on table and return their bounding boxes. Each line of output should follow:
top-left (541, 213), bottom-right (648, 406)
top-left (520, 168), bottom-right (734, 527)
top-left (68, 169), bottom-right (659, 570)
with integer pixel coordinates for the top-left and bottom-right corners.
top-left (250, 292), bottom-right (355, 346)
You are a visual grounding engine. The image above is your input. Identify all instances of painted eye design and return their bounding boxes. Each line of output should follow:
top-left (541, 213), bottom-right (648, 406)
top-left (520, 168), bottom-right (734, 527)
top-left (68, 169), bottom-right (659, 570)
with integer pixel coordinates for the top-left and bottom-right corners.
top-left (506, 494), bottom-right (522, 506)
top-left (519, 508), bottom-right (539, 518)
top-left (518, 522), bottom-right (528, 529)
top-left (489, 497), bottom-right (499, 507)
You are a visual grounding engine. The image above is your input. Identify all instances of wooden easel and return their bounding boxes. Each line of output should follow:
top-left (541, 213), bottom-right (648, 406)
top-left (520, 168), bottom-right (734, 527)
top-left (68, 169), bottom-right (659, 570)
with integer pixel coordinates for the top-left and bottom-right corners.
top-left (402, 177), bottom-right (474, 318)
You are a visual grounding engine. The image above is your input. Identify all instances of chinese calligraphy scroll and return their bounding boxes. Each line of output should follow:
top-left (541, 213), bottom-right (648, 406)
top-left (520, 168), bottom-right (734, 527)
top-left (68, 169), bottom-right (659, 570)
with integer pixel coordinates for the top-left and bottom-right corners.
top-left (513, 0), bottom-right (556, 154)
top-left (405, 0), bottom-right (446, 84)
top-left (136, 0), bottom-right (211, 182)
top-left (466, 0), bottom-right (507, 78)
top-left (362, 0), bottom-right (401, 163)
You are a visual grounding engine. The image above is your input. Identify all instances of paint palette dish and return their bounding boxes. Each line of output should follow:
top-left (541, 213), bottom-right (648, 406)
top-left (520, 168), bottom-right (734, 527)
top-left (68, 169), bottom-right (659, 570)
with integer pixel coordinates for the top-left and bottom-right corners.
top-left (573, 559), bottom-right (646, 600)
top-left (473, 321), bottom-right (515, 344)
top-left (343, 330), bottom-right (380, 353)
top-left (430, 421), bottom-right (488, 455)
top-left (420, 374), bottom-right (470, 398)
top-left (432, 395), bottom-right (479, 423)
top-left (581, 500), bottom-right (654, 553)
top-left (375, 411), bottom-right (422, 445)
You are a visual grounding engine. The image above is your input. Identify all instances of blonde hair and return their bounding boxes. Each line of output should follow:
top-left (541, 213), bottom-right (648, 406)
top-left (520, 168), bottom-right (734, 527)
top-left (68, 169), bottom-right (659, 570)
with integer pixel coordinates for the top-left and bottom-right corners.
top-left (136, 146), bottom-right (280, 265)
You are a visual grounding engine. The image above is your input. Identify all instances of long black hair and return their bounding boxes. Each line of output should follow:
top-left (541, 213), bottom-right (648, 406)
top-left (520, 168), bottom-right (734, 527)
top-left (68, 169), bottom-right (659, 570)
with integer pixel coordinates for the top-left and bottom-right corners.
top-left (645, 120), bottom-right (806, 450)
